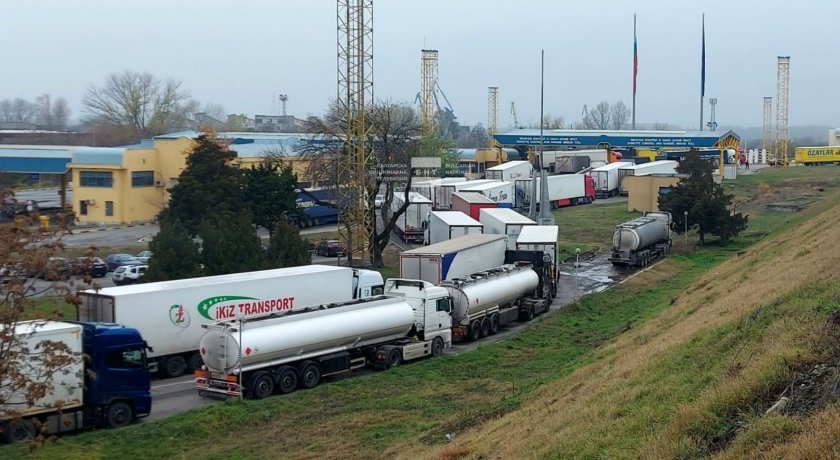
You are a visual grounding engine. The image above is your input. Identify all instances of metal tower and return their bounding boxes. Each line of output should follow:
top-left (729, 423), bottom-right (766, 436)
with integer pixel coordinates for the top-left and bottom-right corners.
top-left (487, 87), bottom-right (498, 146)
top-left (706, 98), bottom-right (718, 131)
top-left (762, 96), bottom-right (772, 162)
top-left (510, 101), bottom-right (518, 128)
top-left (420, 49), bottom-right (439, 134)
top-left (775, 56), bottom-right (790, 166)
top-left (278, 94), bottom-right (288, 116)
top-left (337, 0), bottom-right (374, 265)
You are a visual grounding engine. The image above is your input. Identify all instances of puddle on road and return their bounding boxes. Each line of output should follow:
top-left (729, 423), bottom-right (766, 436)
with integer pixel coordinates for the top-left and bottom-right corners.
top-left (556, 253), bottom-right (636, 301)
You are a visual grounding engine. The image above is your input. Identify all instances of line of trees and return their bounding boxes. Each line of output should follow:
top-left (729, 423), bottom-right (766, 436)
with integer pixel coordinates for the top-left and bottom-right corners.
top-left (0, 94), bottom-right (70, 130)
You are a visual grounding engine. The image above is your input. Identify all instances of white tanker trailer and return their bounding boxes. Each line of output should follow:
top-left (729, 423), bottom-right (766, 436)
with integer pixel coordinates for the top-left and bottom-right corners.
top-left (609, 211), bottom-right (672, 267)
top-left (195, 295), bottom-right (453, 399)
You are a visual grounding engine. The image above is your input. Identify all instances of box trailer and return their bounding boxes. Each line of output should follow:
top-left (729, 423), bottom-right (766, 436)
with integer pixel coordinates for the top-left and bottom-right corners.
top-left (77, 265), bottom-right (384, 378)
top-left (425, 211), bottom-right (483, 245)
top-left (591, 161), bottom-right (633, 198)
top-left (459, 181), bottom-right (515, 207)
top-left (479, 208), bottom-right (537, 249)
top-left (392, 191), bottom-right (433, 242)
top-left (410, 177), bottom-right (465, 201)
top-left (513, 174), bottom-right (596, 209)
top-left (618, 160), bottom-right (678, 195)
top-left (451, 191), bottom-right (497, 220)
top-left (484, 161), bottom-right (532, 181)
top-left (552, 156), bottom-right (591, 174)
top-left (436, 179), bottom-right (497, 210)
top-left (515, 225), bottom-right (559, 266)
top-left (399, 234), bottom-right (507, 285)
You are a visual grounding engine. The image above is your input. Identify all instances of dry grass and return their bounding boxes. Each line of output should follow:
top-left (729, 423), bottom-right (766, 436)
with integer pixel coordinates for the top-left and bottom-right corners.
top-left (409, 189), bottom-right (840, 459)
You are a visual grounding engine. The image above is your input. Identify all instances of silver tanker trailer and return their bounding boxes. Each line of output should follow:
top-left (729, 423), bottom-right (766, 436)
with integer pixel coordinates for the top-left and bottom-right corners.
top-left (609, 211), bottom-right (672, 267)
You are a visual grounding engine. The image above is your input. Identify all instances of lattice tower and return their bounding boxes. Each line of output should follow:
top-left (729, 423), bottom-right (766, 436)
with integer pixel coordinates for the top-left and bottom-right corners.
top-left (762, 96), bottom-right (772, 160)
top-left (420, 50), bottom-right (439, 134)
top-left (488, 87), bottom-right (498, 146)
top-left (775, 57), bottom-right (790, 166)
top-left (337, 0), bottom-right (374, 265)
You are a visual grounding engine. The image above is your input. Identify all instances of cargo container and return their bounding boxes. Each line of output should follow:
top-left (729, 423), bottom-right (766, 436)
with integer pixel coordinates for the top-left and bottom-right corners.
top-left (479, 208), bottom-right (537, 249)
top-left (1, 321), bottom-right (151, 441)
top-left (515, 225), bottom-right (559, 266)
top-left (399, 233), bottom-right (507, 285)
top-left (609, 211), bottom-right (672, 266)
top-left (451, 191), bottom-right (497, 220)
top-left (794, 146), bottom-right (840, 165)
top-left (425, 211), bottom-right (483, 245)
top-left (484, 161), bottom-right (532, 181)
top-left (435, 179), bottom-right (497, 210)
top-left (77, 265), bottom-right (384, 378)
top-left (618, 160), bottom-right (678, 196)
top-left (410, 177), bottom-right (466, 201)
top-left (513, 174), bottom-right (596, 209)
top-left (392, 191), bottom-right (433, 242)
top-left (590, 161), bottom-right (634, 198)
top-left (459, 180), bottom-right (515, 206)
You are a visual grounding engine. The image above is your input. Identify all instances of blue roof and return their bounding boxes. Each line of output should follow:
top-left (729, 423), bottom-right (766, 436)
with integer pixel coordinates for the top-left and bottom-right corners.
top-left (72, 147), bottom-right (125, 166)
top-left (494, 129), bottom-right (741, 149)
top-left (0, 147), bottom-right (73, 173)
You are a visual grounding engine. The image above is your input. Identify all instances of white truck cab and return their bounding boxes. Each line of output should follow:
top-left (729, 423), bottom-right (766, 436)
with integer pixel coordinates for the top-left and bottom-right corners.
top-left (384, 278), bottom-right (452, 346)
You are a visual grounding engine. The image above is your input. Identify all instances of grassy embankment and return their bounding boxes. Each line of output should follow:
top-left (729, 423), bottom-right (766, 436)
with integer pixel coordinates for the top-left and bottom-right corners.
top-left (6, 166), bottom-right (839, 459)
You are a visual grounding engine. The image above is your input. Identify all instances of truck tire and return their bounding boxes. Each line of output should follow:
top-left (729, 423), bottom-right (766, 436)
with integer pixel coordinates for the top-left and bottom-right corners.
top-left (1, 419), bottom-right (36, 443)
top-left (106, 401), bottom-right (134, 429)
top-left (469, 321), bottom-right (482, 342)
top-left (386, 348), bottom-right (402, 369)
top-left (298, 361), bottom-right (321, 389)
top-left (489, 314), bottom-right (500, 335)
top-left (187, 352), bottom-right (203, 372)
top-left (527, 306), bottom-right (535, 321)
top-left (431, 337), bottom-right (444, 356)
top-left (248, 372), bottom-right (275, 399)
top-left (276, 366), bottom-right (298, 394)
top-left (480, 317), bottom-right (490, 338)
top-left (161, 356), bottom-right (187, 378)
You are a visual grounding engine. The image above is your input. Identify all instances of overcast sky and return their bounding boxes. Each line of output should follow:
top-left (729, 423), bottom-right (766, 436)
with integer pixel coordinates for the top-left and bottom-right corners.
top-left (3, 0), bottom-right (838, 130)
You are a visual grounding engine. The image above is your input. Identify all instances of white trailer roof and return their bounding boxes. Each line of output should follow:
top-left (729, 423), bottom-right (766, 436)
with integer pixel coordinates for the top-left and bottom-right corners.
top-left (459, 181), bottom-right (512, 192)
top-left (592, 161), bottom-right (633, 172)
top-left (401, 233), bottom-right (505, 255)
top-left (451, 191), bottom-right (496, 204)
top-left (480, 207), bottom-right (536, 224)
top-left (618, 160), bottom-right (677, 171)
top-left (485, 160), bottom-right (530, 172)
top-left (430, 211), bottom-right (483, 226)
top-left (516, 225), bottom-right (559, 244)
top-left (11, 320), bottom-right (80, 335)
top-left (83, 265), bottom-right (350, 296)
top-left (405, 191), bottom-right (433, 203)
top-left (443, 179), bottom-right (497, 188)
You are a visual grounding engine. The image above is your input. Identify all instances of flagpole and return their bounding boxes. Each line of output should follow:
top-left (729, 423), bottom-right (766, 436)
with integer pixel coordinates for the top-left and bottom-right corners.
top-left (700, 13), bottom-right (705, 131)
top-left (632, 13), bottom-right (636, 130)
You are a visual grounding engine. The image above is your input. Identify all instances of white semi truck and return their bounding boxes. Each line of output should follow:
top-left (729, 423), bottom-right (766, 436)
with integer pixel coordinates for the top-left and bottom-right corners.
top-left (399, 233), bottom-right (507, 285)
top-left (77, 266), bottom-right (384, 378)
top-left (609, 211), bottom-right (672, 267)
top-left (195, 293), bottom-right (454, 399)
top-left (479, 208), bottom-right (537, 249)
top-left (617, 160), bottom-right (678, 196)
top-left (459, 181), bottom-right (515, 206)
top-left (436, 179), bottom-right (497, 210)
top-left (425, 210), bottom-right (483, 245)
top-left (392, 191), bottom-right (433, 242)
top-left (516, 225), bottom-right (559, 266)
top-left (484, 161), bottom-right (532, 182)
top-left (590, 161), bottom-right (633, 198)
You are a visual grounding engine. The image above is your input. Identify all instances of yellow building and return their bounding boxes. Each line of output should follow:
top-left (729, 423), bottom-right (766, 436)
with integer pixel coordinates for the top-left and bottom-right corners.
top-left (70, 131), bottom-right (316, 225)
top-left (625, 174), bottom-right (682, 212)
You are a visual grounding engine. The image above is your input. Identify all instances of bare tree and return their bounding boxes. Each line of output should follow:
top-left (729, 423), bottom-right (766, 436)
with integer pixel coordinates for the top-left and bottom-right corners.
top-left (0, 99), bottom-right (37, 123)
top-left (610, 101), bottom-right (630, 130)
top-left (582, 101), bottom-right (611, 130)
top-left (83, 71), bottom-right (192, 141)
top-left (35, 94), bottom-right (71, 131)
top-left (527, 114), bottom-right (565, 130)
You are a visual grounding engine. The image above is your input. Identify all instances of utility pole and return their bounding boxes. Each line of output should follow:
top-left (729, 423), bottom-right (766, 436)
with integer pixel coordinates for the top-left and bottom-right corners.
top-left (488, 87), bottom-right (498, 146)
top-left (775, 56), bottom-right (790, 166)
top-left (762, 96), bottom-right (772, 164)
top-left (537, 49), bottom-right (554, 226)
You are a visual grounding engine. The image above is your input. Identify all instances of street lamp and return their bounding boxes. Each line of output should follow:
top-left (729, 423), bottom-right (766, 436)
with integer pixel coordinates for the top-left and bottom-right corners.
top-left (574, 247), bottom-right (581, 301)
top-left (683, 210), bottom-right (689, 246)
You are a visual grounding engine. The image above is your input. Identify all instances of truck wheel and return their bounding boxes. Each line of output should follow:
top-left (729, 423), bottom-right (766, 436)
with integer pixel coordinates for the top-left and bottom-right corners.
top-left (161, 356), bottom-right (187, 378)
top-left (276, 366), bottom-right (298, 394)
top-left (248, 372), bottom-right (275, 399)
top-left (469, 321), bottom-right (482, 342)
top-left (386, 348), bottom-right (402, 369)
top-left (298, 361), bottom-right (321, 389)
top-left (106, 401), bottom-right (134, 429)
top-left (480, 317), bottom-right (490, 338)
top-left (187, 352), bottom-right (203, 372)
top-left (1, 419), bottom-right (36, 443)
top-left (431, 337), bottom-right (444, 356)
top-left (527, 306), bottom-right (535, 321)
top-left (489, 314), bottom-right (500, 335)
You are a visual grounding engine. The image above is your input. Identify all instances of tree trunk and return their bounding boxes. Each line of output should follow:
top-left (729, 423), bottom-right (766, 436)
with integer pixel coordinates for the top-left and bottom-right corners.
top-left (698, 231), bottom-right (705, 246)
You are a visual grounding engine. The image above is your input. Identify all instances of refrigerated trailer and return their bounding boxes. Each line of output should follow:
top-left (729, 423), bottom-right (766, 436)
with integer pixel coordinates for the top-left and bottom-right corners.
top-left (514, 174), bottom-right (596, 209)
top-left (484, 161), bottom-right (532, 181)
top-left (77, 266), bottom-right (384, 378)
top-left (459, 180), bottom-right (515, 207)
top-left (618, 160), bottom-right (678, 196)
top-left (590, 161), bottom-right (633, 198)
top-left (425, 211), bottom-right (483, 245)
top-left (399, 233), bottom-right (507, 285)
top-left (392, 191), bottom-right (433, 242)
top-left (479, 208), bottom-right (537, 249)
top-left (436, 179), bottom-right (497, 210)
top-left (515, 225), bottom-right (559, 266)
top-left (450, 191), bottom-right (497, 220)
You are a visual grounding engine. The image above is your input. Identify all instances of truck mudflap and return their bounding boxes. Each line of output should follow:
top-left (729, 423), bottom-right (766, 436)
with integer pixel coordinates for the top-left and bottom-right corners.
top-left (194, 370), bottom-right (241, 399)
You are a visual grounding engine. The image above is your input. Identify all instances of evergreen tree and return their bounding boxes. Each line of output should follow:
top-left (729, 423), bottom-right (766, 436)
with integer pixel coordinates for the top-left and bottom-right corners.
top-left (242, 162), bottom-right (298, 241)
top-left (143, 218), bottom-right (202, 282)
top-left (266, 215), bottom-right (310, 268)
top-left (166, 135), bottom-right (243, 235)
top-left (659, 151), bottom-right (748, 245)
top-left (199, 210), bottom-right (266, 276)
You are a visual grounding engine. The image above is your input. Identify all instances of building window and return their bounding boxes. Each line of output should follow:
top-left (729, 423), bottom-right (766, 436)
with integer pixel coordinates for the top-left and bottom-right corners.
top-left (79, 171), bottom-right (113, 187)
top-left (105, 201), bottom-right (114, 217)
top-left (79, 200), bottom-right (88, 215)
top-left (131, 171), bottom-right (155, 187)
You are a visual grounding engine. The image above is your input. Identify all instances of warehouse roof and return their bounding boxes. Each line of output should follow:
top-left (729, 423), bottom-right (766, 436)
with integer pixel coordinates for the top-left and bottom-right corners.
top-left (0, 146), bottom-right (74, 173)
top-left (72, 147), bottom-right (126, 166)
top-left (494, 129), bottom-right (742, 149)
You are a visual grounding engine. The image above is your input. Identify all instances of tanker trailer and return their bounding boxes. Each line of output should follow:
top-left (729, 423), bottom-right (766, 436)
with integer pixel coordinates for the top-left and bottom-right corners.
top-left (440, 263), bottom-right (546, 342)
top-left (609, 211), bottom-right (672, 267)
top-left (195, 295), bottom-right (452, 399)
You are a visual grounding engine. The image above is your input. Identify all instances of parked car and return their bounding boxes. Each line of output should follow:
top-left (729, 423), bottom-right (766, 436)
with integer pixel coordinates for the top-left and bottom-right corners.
top-left (135, 251), bottom-right (153, 264)
top-left (112, 264), bottom-right (148, 285)
top-left (375, 194), bottom-right (384, 209)
top-left (72, 256), bottom-right (109, 278)
top-left (39, 257), bottom-right (72, 280)
top-left (0, 264), bottom-right (29, 283)
top-left (315, 240), bottom-right (347, 257)
top-left (105, 254), bottom-right (142, 271)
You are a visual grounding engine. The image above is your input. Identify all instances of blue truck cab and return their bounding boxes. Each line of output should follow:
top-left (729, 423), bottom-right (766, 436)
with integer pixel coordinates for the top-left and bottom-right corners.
top-left (82, 322), bottom-right (152, 428)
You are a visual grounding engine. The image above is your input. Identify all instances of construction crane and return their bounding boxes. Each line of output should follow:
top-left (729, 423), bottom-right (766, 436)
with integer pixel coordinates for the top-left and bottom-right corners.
top-left (510, 101), bottom-right (518, 128)
top-left (487, 87), bottom-right (498, 146)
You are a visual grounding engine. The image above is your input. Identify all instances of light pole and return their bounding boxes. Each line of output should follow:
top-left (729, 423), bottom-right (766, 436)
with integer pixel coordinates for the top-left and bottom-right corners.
top-left (683, 210), bottom-right (689, 246)
top-left (574, 247), bottom-right (581, 301)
